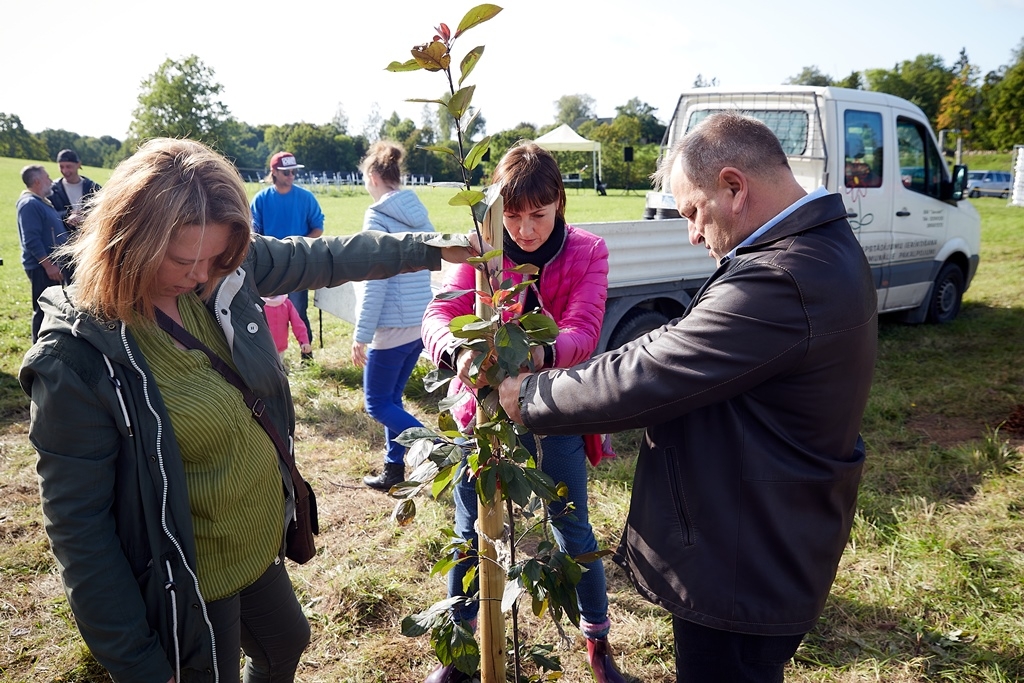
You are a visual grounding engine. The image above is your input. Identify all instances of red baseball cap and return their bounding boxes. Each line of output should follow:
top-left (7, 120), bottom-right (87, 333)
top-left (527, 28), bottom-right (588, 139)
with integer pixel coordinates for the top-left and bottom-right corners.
top-left (270, 152), bottom-right (304, 171)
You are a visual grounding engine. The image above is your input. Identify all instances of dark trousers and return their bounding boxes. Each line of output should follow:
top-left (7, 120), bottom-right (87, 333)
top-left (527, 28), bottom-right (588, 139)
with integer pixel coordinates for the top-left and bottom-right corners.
top-left (673, 616), bottom-right (805, 682)
top-left (205, 557), bottom-right (310, 683)
top-left (27, 267), bottom-right (64, 343)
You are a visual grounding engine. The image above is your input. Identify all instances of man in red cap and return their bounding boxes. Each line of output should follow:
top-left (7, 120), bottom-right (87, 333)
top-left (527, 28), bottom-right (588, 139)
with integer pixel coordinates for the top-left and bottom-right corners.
top-left (251, 152), bottom-right (325, 358)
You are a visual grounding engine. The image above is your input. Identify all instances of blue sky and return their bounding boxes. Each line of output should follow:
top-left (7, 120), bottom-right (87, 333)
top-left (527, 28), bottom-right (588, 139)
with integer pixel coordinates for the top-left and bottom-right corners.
top-left (2, 0), bottom-right (1022, 142)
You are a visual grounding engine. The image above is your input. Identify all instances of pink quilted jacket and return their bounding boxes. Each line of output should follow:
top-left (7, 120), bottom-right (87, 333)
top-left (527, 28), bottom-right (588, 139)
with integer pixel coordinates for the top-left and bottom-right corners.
top-left (422, 224), bottom-right (609, 429)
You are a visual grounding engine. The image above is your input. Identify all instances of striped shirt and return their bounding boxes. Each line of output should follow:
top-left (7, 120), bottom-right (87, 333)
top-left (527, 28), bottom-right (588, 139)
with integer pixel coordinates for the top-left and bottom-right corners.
top-left (132, 294), bottom-right (283, 600)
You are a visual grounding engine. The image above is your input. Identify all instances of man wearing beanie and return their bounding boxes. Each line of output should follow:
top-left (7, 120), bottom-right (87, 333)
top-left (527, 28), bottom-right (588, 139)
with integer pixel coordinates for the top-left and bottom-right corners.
top-left (49, 149), bottom-right (101, 231)
top-left (250, 151), bottom-right (325, 359)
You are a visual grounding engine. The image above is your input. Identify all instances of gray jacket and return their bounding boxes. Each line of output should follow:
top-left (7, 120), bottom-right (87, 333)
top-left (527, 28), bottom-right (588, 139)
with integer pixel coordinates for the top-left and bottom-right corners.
top-left (354, 189), bottom-right (435, 343)
top-left (519, 193), bottom-right (878, 636)
top-left (19, 231), bottom-right (444, 682)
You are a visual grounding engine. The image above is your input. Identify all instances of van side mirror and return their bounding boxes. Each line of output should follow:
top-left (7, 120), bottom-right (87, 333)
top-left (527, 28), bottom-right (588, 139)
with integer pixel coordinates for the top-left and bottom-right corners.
top-left (945, 164), bottom-right (968, 202)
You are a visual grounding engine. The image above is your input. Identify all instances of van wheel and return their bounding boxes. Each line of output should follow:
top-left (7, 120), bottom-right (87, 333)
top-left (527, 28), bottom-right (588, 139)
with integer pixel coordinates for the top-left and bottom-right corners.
top-left (608, 309), bottom-right (671, 349)
top-left (969, 189), bottom-right (980, 198)
top-left (1000, 191), bottom-right (1008, 199)
top-left (926, 263), bottom-right (965, 324)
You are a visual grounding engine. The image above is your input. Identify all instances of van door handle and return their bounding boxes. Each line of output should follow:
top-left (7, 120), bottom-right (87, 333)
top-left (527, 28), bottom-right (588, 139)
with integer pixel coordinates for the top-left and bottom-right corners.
top-left (896, 210), bottom-right (911, 217)
top-left (847, 212), bottom-right (858, 218)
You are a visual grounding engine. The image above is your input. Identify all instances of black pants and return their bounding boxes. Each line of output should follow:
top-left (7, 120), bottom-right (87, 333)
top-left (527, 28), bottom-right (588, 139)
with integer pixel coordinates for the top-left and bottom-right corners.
top-left (205, 557), bottom-right (310, 683)
top-left (673, 616), bottom-right (805, 682)
top-left (27, 267), bottom-right (63, 343)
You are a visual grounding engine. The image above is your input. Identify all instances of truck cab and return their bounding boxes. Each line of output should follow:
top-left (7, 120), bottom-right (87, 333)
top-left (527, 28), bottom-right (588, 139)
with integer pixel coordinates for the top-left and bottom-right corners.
top-left (644, 86), bottom-right (980, 324)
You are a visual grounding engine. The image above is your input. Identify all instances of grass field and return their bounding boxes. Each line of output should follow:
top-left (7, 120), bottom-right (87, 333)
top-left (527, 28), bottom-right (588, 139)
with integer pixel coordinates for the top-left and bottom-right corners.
top-left (1, 153), bottom-right (1023, 682)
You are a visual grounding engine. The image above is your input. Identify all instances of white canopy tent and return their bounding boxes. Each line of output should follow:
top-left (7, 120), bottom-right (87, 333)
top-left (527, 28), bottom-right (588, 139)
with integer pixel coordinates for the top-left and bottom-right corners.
top-left (533, 124), bottom-right (602, 190)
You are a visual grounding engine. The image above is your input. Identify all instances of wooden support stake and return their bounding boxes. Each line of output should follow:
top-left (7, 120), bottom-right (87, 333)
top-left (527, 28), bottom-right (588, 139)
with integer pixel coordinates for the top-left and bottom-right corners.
top-left (476, 195), bottom-right (506, 683)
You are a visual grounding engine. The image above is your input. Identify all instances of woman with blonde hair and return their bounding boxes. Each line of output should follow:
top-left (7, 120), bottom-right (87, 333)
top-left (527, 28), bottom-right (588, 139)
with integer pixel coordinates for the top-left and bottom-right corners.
top-left (20, 138), bottom-right (472, 683)
top-left (354, 140), bottom-right (437, 490)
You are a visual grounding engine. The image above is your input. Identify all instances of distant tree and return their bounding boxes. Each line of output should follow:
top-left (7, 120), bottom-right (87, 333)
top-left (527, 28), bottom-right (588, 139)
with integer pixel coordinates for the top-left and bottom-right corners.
top-left (554, 94), bottom-right (596, 126)
top-left (128, 55), bottom-right (235, 151)
top-left (865, 54), bottom-right (953, 124)
top-left (262, 122), bottom-right (361, 172)
top-left (614, 97), bottom-right (666, 144)
top-left (332, 103), bottom-right (350, 134)
top-left (362, 103), bottom-right (383, 143)
top-left (834, 71), bottom-right (863, 89)
top-left (0, 113), bottom-right (47, 160)
top-left (220, 121), bottom-right (269, 172)
top-left (39, 129), bottom-right (80, 162)
top-left (984, 39), bottom-right (1024, 150)
top-left (936, 49), bottom-right (979, 150)
top-left (785, 66), bottom-right (832, 86)
top-left (693, 74), bottom-right (718, 88)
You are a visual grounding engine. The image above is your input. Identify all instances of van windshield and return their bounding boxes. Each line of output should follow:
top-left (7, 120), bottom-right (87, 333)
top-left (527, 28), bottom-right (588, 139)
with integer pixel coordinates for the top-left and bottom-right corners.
top-left (687, 109), bottom-right (809, 155)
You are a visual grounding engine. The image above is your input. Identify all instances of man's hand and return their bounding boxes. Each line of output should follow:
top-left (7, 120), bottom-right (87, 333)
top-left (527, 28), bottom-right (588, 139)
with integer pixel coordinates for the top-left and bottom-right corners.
top-left (351, 341), bottom-right (367, 368)
top-left (499, 373), bottom-right (530, 425)
top-left (43, 261), bottom-right (63, 283)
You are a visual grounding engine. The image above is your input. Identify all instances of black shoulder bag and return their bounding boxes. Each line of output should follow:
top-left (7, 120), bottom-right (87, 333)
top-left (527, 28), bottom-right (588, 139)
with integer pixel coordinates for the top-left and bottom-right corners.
top-left (155, 309), bottom-right (319, 564)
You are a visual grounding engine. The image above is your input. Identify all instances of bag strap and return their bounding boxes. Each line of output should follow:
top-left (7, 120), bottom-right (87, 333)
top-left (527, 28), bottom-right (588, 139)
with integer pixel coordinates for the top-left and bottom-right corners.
top-left (154, 308), bottom-right (297, 474)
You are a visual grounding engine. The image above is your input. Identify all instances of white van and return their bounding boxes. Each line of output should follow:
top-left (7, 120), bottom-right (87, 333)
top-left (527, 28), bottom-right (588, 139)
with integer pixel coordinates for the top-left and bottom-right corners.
top-left (644, 86), bottom-right (981, 325)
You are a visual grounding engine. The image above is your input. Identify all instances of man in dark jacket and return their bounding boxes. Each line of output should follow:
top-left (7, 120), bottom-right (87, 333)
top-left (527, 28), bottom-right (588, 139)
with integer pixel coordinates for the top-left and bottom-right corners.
top-left (50, 148), bottom-right (101, 231)
top-left (499, 111), bottom-right (878, 682)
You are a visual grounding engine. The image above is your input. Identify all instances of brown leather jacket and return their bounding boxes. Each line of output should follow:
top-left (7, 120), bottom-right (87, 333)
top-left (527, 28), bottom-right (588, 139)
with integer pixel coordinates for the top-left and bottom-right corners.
top-left (520, 193), bottom-right (877, 635)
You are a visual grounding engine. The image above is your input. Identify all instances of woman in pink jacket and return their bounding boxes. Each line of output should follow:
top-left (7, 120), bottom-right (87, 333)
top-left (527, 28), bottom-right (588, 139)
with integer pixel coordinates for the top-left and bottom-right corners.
top-left (421, 141), bottom-right (624, 683)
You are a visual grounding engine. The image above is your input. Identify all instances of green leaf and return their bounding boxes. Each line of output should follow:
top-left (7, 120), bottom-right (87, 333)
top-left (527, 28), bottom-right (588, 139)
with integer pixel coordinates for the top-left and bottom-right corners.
top-left (391, 498), bottom-right (416, 525)
top-left (494, 323), bottom-right (531, 375)
top-left (448, 189), bottom-right (486, 207)
top-left (520, 313), bottom-right (560, 343)
top-left (401, 597), bottom-right (465, 637)
top-left (501, 579), bottom-right (524, 613)
top-left (447, 85), bottom-right (476, 121)
top-left (523, 467), bottom-right (561, 502)
top-left (411, 41), bottom-right (450, 72)
top-left (424, 367), bottom-right (454, 394)
top-left (574, 549), bottom-right (613, 564)
top-left (459, 46), bottom-right (485, 87)
top-left (418, 144), bottom-right (458, 157)
top-left (406, 98), bottom-right (448, 106)
top-left (504, 465), bottom-right (533, 507)
top-left (431, 463), bottom-right (457, 499)
top-left (396, 427), bottom-right (439, 446)
top-left (386, 58), bottom-right (422, 72)
top-left (477, 462), bottom-right (498, 503)
top-left (438, 393), bottom-right (467, 413)
top-left (455, 4), bottom-right (504, 38)
top-left (463, 136), bottom-right (492, 171)
top-left (434, 288), bottom-right (475, 301)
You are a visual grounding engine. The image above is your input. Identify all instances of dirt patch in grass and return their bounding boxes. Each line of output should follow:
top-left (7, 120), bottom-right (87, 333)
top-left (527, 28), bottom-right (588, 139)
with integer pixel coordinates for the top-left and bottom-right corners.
top-left (906, 412), bottom-right (985, 448)
top-left (1002, 404), bottom-right (1024, 436)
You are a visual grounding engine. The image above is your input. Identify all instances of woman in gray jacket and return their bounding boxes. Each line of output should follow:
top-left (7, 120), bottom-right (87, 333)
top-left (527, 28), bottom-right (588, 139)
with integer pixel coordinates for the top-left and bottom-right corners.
top-left (19, 138), bottom-right (471, 683)
top-left (353, 141), bottom-right (437, 491)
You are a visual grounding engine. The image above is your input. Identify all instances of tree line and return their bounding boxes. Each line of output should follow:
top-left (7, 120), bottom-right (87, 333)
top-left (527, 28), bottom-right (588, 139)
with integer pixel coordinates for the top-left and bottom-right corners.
top-left (2, 41), bottom-right (1022, 188)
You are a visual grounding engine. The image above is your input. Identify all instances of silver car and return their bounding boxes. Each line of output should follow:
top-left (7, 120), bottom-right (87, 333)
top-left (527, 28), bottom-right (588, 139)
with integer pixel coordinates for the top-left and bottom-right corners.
top-left (967, 170), bottom-right (1012, 198)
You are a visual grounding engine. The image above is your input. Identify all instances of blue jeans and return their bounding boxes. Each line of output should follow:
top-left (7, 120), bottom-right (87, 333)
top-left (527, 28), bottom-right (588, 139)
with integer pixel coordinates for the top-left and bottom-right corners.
top-left (287, 289), bottom-right (312, 343)
top-left (364, 339), bottom-right (424, 465)
top-left (448, 433), bottom-right (608, 629)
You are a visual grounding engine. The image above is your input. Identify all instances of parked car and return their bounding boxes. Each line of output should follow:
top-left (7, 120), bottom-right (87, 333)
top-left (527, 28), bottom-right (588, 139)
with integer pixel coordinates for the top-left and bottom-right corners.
top-left (967, 170), bottom-right (1012, 198)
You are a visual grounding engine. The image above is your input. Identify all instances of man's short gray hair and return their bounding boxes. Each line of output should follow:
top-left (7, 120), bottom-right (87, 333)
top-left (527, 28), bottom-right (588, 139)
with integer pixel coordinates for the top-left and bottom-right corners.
top-left (20, 164), bottom-right (46, 188)
top-left (652, 111), bottom-right (790, 190)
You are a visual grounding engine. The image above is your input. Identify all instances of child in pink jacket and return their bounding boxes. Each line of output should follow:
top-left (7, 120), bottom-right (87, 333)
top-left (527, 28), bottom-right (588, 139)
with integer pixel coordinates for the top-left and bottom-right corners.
top-left (262, 295), bottom-right (312, 361)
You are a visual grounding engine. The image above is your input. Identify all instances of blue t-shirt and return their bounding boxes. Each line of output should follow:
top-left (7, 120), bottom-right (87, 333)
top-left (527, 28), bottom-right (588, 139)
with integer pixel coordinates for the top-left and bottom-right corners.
top-left (250, 185), bottom-right (325, 239)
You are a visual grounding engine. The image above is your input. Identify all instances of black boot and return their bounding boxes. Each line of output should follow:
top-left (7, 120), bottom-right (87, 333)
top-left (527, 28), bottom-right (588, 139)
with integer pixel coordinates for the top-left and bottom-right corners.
top-left (363, 463), bottom-right (405, 491)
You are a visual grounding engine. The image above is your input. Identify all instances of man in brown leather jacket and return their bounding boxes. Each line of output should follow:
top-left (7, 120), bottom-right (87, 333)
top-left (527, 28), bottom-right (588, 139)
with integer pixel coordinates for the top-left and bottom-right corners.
top-left (499, 111), bottom-right (878, 682)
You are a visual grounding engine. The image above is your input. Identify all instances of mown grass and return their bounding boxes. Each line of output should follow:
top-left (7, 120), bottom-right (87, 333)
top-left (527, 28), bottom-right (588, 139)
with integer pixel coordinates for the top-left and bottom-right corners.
top-left (1, 153), bottom-right (1023, 682)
